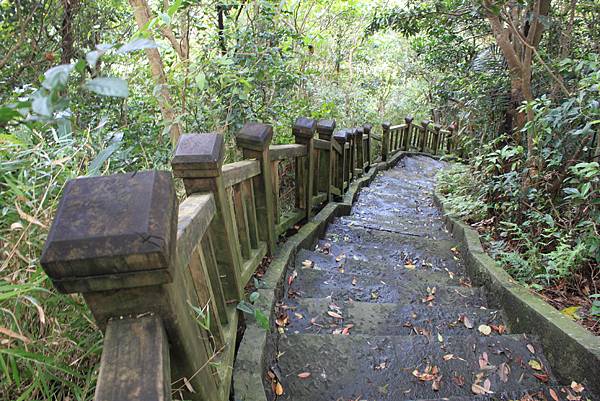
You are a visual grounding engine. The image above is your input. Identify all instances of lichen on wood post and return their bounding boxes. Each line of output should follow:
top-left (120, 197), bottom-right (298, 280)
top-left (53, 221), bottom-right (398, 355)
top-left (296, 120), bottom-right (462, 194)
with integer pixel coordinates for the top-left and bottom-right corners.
top-left (294, 117), bottom-right (317, 218)
top-left (235, 122), bottom-right (276, 254)
top-left (171, 133), bottom-right (244, 300)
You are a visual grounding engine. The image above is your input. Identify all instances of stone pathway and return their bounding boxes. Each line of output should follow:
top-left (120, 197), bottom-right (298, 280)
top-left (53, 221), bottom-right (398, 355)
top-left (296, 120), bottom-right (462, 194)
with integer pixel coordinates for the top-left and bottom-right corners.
top-left (270, 155), bottom-right (591, 401)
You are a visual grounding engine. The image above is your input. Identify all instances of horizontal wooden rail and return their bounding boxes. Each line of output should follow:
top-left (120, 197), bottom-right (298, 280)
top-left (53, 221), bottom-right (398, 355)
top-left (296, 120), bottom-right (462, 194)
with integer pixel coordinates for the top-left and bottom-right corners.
top-left (269, 144), bottom-right (306, 160)
top-left (222, 160), bottom-right (261, 188)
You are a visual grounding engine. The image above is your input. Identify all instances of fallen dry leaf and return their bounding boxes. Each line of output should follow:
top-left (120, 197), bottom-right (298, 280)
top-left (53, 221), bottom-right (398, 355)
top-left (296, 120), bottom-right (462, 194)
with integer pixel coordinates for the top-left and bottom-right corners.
top-left (443, 354), bottom-right (454, 361)
top-left (533, 373), bottom-right (549, 383)
top-left (352, 277), bottom-right (358, 286)
top-left (471, 383), bottom-right (493, 395)
top-left (404, 262), bottom-right (416, 270)
top-left (327, 311), bottom-right (343, 319)
top-left (452, 374), bottom-right (465, 386)
top-left (478, 324), bottom-right (492, 336)
top-left (301, 259), bottom-right (313, 268)
top-left (462, 315), bottom-right (474, 329)
top-left (297, 372), bottom-right (311, 379)
top-left (288, 270), bottom-right (297, 286)
top-left (0, 327), bottom-right (31, 344)
top-left (528, 359), bottom-right (543, 371)
top-left (478, 352), bottom-right (489, 369)
top-left (549, 388), bottom-right (560, 401)
top-left (498, 362), bottom-right (510, 383)
top-left (274, 381), bottom-right (284, 396)
top-left (490, 324), bottom-right (506, 334)
top-left (570, 381), bottom-right (585, 393)
top-left (527, 344), bottom-right (535, 354)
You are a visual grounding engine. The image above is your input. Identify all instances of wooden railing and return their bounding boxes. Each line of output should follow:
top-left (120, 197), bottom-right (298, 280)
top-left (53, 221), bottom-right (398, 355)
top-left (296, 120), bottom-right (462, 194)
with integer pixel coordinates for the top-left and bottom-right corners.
top-left (39, 116), bottom-right (454, 401)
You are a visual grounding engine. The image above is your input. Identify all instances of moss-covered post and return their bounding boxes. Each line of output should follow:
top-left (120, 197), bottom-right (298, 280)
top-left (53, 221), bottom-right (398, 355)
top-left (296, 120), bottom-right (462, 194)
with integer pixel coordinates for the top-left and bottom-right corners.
top-left (171, 133), bottom-right (243, 301)
top-left (317, 119), bottom-right (336, 202)
top-left (235, 123), bottom-right (277, 254)
top-left (382, 122), bottom-right (390, 161)
top-left (40, 171), bottom-right (219, 401)
top-left (404, 116), bottom-right (413, 151)
top-left (294, 117), bottom-right (317, 218)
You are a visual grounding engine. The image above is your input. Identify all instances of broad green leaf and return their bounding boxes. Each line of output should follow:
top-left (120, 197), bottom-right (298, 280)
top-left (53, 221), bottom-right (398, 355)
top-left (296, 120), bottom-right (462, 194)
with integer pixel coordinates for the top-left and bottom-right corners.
top-left (254, 309), bottom-right (270, 330)
top-left (85, 77), bottom-right (129, 98)
top-left (249, 291), bottom-right (260, 303)
top-left (0, 107), bottom-right (21, 123)
top-left (42, 64), bottom-right (74, 90)
top-left (236, 300), bottom-right (254, 315)
top-left (88, 141), bottom-right (122, 176)
top-left (167, 0), bottom-right (183, 17)
top-left (116, 38), bottom-right (157, 54)
top-left (195, 72), bottom-right (206, 91)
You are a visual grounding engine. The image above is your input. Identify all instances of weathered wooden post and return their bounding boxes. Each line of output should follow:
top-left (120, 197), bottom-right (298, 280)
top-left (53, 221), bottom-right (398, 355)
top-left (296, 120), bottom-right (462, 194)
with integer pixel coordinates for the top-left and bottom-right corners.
top-left (40, 171), bottom-right (219, 401)
top-left (404, 116), bottom-right (413, 151)
top-left (447, 122), bottom-right (456, 153)
top-left (420, 120), bottom-right (431, 153)
top-left (294, 117), bottom-right (317, 218)
top-left (382, 122), bottom-right (390, 161)
top-left (432, 124), bottom-right (441, 155)
top-left (235, 123), bottom-right (277, 254)
top-left (363, 124), bottom-right (372, 168)
top-left (171, 133), bottom-right (243, 301)
top-left (355, 127), bottom-right (364, 175)
top-left (334, 130), bottom-right (349, 194)
top-left (317, 119), bottom-right (336, 202)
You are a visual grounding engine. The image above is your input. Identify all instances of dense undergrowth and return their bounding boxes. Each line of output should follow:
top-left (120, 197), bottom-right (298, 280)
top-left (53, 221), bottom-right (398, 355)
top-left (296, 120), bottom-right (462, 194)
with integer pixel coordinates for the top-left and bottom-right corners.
top-left (437, 62), bottom-right (600, 333)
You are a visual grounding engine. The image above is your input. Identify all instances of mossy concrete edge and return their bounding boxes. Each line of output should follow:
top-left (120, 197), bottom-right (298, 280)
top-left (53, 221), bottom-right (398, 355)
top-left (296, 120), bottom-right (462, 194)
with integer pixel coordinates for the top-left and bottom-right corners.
top-left (233, 151), bottom-right (408, 401)
top-left (433, 190), bottom-right (600, 395)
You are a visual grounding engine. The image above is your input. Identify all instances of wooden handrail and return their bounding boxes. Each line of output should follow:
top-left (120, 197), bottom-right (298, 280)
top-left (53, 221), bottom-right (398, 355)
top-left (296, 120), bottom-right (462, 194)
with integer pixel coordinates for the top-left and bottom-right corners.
top-left (222, 160), bottom-right (261, 188)
top-left (269, 144), bottom-right (306, 160)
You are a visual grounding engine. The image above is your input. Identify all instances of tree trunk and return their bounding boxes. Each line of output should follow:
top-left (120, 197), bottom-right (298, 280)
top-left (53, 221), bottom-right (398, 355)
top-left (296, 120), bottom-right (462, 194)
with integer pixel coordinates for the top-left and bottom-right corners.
top-left (128, 0), bottom-right (182, 147)
top-left (60, 0), bottom-right (78, 64)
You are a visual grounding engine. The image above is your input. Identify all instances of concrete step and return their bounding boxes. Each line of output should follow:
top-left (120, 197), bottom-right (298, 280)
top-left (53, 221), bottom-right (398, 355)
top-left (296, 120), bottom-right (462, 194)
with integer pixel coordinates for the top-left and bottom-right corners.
top-left (273, 333), bottom-right (557, 401)
top-left (294, 249), bottom-right (464, 285)
top-left (285, 266), bottom-right (486, 306)
top-left (281, 298), bottom-right (506, 337)
top-left (318, 224), bottom-right (464, 272)
top-left (336, 214), bottom-right (451, 240)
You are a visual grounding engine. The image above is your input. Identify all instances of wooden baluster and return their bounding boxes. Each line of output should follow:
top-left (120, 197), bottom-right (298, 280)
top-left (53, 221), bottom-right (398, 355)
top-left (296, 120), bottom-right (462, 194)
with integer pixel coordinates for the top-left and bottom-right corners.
top-left (421, 120), bottom-right (431, 153)
top-left (271, 160), bottom-right (281, 225)
top-left (356, 127), bottom-right (364, 175)
top-left (433, 124), bottom-right (441, 155)
top-left (382, 122), bottom-right (390, 161)
top-left (317, 119), bottom-right (336, 202)
top-left (40, 171), bottom-right (219, 401)
top-left (363, 124), bottom-right (372, 168)
top-left (172, 133), bottom-right (243, 300)
top-left (241, 180), bottom-right (259, 249)
top-left (235, 123), bottom-right (277, 254)
top-left (333, 130), bottom-right (349, 194)
top-left (447, 122), bottom-right (456, 153)
top-left (294, 117), bottom-right (317, 218)
top-left (232, 184), bottom-right (251, 259)
top-left (404, 116), bottom-right (413, 151)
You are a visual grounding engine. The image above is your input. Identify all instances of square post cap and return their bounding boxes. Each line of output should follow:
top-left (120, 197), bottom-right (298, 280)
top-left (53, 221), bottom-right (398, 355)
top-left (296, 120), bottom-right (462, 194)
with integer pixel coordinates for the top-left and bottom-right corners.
top-left (433, 124), bottom-right (442, 132)
top-left (293, 117), bottom-right (317, 139)
top-left (40, 171), bottom-right (177, 293)
top-left (382, 122), bottom-right (391, 130)
top-left (235, 122), bottom-right (273, 151)
top-left (363, 124), bottom-right (373, 132)
top-left (356, 127), bottom-right (365, 135)
top-left (448, 122), bottom-right (457, 132)
top-left (316, 119), bottom-right (336, 136)
top-left (405, 116), bottom-right (414, 124)
top-left (333, 129), bottom-right (349, 144)
top-left (422, 119), bottom-right (432, 128)
top-left (171, 133), bottom-right (224, 177)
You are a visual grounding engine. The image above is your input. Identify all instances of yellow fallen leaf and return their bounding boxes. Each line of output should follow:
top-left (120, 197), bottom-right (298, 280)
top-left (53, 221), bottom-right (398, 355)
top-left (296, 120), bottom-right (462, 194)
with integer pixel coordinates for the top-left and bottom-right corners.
top-left (478, 324), bottom-right (492, 336)
top-left (528, 359), bottom-right (543, 371)
top-left (571, 381), bottom-right (585, 393)
top-left (404, 262), bottom-right (416, 270)
top-left (560, 306), bottom-right (581, 320)
top-left (274, 381), bottom-right (284, 395)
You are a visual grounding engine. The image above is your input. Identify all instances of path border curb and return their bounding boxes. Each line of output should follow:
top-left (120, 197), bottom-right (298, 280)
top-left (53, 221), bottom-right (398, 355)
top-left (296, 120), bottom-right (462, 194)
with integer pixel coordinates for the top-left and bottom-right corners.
top-left (232, 150), bottom-right (409, 401)
top-left (433, 190), bottom-right (600, 395)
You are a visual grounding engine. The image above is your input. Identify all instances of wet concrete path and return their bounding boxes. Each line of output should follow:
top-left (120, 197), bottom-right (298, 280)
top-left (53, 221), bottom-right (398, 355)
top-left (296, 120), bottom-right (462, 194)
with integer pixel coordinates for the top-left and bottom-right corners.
top-left (269, 155), bottom-right (587, 401)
